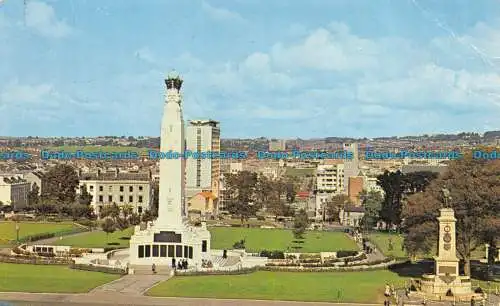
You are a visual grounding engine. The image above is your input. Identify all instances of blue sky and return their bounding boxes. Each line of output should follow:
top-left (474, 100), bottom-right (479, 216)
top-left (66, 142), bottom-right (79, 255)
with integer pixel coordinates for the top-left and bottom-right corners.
top-left (0, 0), bottom-right (499, 138)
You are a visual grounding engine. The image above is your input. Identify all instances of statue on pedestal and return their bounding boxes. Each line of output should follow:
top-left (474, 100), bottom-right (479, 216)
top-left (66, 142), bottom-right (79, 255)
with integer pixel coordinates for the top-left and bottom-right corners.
top-left (441, 187), bottom-right (452, 208)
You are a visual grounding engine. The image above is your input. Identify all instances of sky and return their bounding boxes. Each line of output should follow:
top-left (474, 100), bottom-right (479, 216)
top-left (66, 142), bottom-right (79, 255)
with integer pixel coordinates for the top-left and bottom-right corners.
top-left (0, 0), bottom-right (499, 138)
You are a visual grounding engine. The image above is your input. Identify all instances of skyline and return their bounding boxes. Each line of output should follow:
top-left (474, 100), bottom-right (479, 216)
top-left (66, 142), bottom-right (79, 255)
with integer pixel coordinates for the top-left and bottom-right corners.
top-left (0, 0), bottom-right (500, 138)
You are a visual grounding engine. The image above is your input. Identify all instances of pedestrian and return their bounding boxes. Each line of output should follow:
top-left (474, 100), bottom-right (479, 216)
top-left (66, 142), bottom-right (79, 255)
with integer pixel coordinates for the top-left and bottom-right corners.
top-left (152, 263), bottom-right (156, 274)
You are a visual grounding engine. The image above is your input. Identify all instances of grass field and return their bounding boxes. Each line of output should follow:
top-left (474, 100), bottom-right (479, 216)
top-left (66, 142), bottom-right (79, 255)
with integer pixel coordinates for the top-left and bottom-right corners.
top-left (0, 221), bottom-right (79, 245)
top-left (54, 227), bottom-right (134, 248)
top-left (53, 227), bottom-right (357, 252)
top-left (368, 232), bottom-right (486, 260)
top-left (0, 263), bottom-right (119, 293)
top-left (45, 146), bottom-right (145, 153)
top-left (285, 167), bottom-right (315, 177)
top-left (210, 228), bottom-right (358, 252)
top-left (147, 270), bottom-right (406, 303)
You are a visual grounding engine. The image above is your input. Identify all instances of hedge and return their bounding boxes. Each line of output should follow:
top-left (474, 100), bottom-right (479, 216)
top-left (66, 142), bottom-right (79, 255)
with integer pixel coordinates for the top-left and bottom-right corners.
top-left (336, 250), bottom-right (358, 258)
top-left (0, 254), bottom-right (71, 265)
top-left (69, 263), bottom-right (127, 275)
top-left (175, 267), bottom-right (258, 276)
top-left (259, 250), bottom-right (285, 259)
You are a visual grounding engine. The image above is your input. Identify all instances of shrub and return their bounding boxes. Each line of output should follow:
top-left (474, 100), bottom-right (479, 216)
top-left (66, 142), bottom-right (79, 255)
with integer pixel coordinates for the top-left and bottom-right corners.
top-left (336, 250), bottom-right (358, 258)
top-left (299, 253), bottom-right (321, 260)
top-left (233, 239), bottom-right (246, 249)
top-left (259, 250), bottom-right (284, 259)
top-left (70, 263), bottom-right (127, 275)
top-left (286, 254), bottom-right (296, 260)
top-left (256, 216), bottom-right (265, 221)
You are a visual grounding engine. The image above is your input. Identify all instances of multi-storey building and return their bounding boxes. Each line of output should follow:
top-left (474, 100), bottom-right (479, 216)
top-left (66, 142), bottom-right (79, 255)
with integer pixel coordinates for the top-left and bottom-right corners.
top-left (185, 119), bottom-right (221, 200)
top-left (0, 176), bottom-right (30, 211)
top-left (315, 163), bottom-right (344, 218)
top-left (268, 139), bottom-right (286, 151)
top-left (343, 143), bottom-right (359, 193)
top-left (78, 169), bottom-right (152, 215)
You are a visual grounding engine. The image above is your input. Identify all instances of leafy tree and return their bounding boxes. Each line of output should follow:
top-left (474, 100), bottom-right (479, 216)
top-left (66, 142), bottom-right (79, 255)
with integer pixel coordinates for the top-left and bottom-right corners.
top-left (325, 194), bottom-right (351, 222)
top-left (360, 190), bottom-right (383, 229)
top-left (27, 183), bottom-right (40, 207)
top-left (151, 181), bottom-right (159, 217)
top-left (41, 164), bottom-right (79, 204)
top-left (141, 209), bottom-right (154, 223)
top-left (403, 153), bottom-right (500, 275)
top-left (225, 171), bottom-right (259, 223)
top-left (129, 213), bottom-right (141, 226)
top-left (101, 218), bottom-right (116, 243)
top-left (100, 203), bottom-right (120, 220)
top-left (285, 178), bottom-right (297, 203)
top-left (78, 184), bottom-right (93, 206)
top-left (293, 208), bottom-right (309, 239)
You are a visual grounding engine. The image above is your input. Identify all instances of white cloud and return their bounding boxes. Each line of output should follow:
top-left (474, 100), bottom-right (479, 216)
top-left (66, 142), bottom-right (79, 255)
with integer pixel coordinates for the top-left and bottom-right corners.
top-left (26, 1), bottom-right (72, 38)
top-left (0, 80), bottom-right (53, 104)
top-left (270, 27), bottom-right (379, 72)
top-left (201, 1), bottom-right (245, 23)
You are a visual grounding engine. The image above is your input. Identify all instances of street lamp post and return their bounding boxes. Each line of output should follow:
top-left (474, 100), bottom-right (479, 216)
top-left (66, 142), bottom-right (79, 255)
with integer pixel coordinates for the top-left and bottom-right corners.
top-left (15, 222), bottom-right (20, 243)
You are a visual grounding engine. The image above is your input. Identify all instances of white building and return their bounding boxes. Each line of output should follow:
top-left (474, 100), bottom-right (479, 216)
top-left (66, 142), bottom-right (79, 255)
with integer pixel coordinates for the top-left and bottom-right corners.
top-left (269, 139), bottom-right (286, 151)
top-left (363, 176), bottom-right (384, 195)
top-left (343, 143), bottom-right (360, 193)
top-left (185, 119), bottom-right (221, 200)
top-left (229, 162), bottom-right (243, 175)
top-left (0, 176), bottom-right (30, 211)
top-left (315, 164), bottom-right (344, 218)
top-left (78, 169), bottom-right (152, 215)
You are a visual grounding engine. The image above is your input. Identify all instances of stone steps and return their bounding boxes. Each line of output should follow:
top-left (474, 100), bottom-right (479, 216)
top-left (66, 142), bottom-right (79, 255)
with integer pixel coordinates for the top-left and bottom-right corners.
top-left (129, 264), bottom-right (172, 275)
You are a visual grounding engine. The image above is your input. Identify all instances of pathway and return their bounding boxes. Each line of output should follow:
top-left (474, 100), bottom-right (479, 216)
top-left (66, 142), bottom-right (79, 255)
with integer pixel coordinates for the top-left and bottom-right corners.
top-left (33, 230), bottom-right (99, 245)
top-left (0, 292), bottom-right (381, 306)
top-left (90, 274), bottom-right (170, 295)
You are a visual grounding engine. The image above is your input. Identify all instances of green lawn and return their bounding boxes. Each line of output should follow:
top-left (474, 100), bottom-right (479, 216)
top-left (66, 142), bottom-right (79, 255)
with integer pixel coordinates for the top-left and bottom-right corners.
top-left (0, 263), bottom-right (119, 293)
top-left (45, 146), bottom-right (145, 153)
top-left (0, 221), bottom-right (79, 245)
top-left (52, 227), bottom-right (357, 253)
top-left (285, 167), bottom-right (315, 177)
top-left (368, 232), bottom-right (486, 260)
top-left (147, 270), bottom-right (406, 303)
top-left (54, 227), bottom-right (134, 248)
top-left (210, 228), bottom-right (358, 252)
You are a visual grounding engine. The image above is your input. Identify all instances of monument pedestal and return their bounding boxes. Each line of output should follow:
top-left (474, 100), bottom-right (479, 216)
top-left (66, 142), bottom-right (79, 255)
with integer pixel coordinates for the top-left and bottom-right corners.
top-left (413, 208), bottom-right (485, 302)
top-left (129, 220), bottom-right (211, 268)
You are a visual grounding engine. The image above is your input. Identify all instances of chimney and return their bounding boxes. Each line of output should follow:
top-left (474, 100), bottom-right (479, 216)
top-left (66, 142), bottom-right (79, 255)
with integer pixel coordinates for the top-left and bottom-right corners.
top-left (78, 168), bottom-right (82, 178)
top-left (97, 168), bottom-right (101, 178)
top-left (148, 169), bottom-right (152, 180)
top-left (115, 167), bottom-right (119, 178)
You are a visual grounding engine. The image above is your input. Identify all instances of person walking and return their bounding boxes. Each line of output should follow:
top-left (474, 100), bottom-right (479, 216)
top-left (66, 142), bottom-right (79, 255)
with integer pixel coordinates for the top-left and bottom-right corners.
top-left (152, 263), bottom-right (156, 274)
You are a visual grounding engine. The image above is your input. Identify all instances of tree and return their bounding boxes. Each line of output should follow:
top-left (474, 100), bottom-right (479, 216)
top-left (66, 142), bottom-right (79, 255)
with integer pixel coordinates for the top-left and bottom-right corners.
top-left (41, 164), bottom-right (79, 204)
top-left (101, 218), bottom-right (116, 243)
top-left (129, 213), bottom-right (141, 226)
top-left (100, 203), bottom-right (120, 220)
top-left (293, 209), bottom-right (309, 239)
top-left (403, 154), bottom-right (500, 275)
top-left (78, 184), bottom-right (93, 206)
top-left (325, 194), bottom-right (351, 222)
top-left (27, 183), bottom-right (40, 207)
top-left (225, 171), bottom-right (259, 223)
top-left (360, 190), bottom-right (383, 229)
top-left (151, 181), bottom-right (159, 217)
top-left (285, 178), bottom-right (297, 204)
top-left (141, 209), bottom-right (154, 223)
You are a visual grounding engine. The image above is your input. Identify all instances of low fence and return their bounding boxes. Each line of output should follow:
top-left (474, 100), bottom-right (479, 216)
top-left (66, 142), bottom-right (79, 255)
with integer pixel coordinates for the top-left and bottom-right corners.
top-left (69, 262), bottom-right (128, 275)
top-left (0, 253), bottom-right (71, 265)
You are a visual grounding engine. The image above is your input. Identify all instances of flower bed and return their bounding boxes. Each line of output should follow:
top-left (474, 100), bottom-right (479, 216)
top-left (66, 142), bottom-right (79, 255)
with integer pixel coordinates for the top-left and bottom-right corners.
top-left (0, 253), bottom-right (71, 265)
top-left (69, 262), bottom-right (127, 275)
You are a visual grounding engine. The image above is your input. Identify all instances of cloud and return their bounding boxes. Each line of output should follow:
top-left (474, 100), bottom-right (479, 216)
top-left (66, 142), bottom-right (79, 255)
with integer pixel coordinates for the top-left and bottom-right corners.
top-left (134, 47), bottom-right (157, 64)
top-left (25, 1), bottom-right (72, 38)
top-left (0, 80), bottom-right (53, 104)
top-left (201, 1), bottom-right (245, 23)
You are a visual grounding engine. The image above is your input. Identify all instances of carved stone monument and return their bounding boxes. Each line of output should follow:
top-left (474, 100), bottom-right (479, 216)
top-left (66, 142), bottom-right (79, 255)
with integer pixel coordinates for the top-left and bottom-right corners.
top-left (411, 190), bottom-right (484, 301)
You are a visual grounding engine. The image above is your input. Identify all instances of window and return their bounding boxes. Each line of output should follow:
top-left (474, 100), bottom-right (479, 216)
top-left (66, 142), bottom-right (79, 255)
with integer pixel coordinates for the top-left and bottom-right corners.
top-left (168, 245), bottom-right (174, 257)
top-left (138, 206), bottom-right (143, 214)
top-left (201, 240), bottom-right (207, 252)
top-left (99, 186), bottom-right (103, 192)
top-left (160, 245), bottom-right (167, 257)
top-left (129, 195), bottom-right (133, 202)
top-left (89, 186), bottom-right (94, 191)
top-left (109, 186), bottom-right (112, 191)
top-left (119, 196), bottom-right (123, 202)
top-left (184, 246), bottom-right (188, 258)
top-left (188, 247), bottom-right (193, 259)
top-left (98, 205), bottom-right (103, 212)
top-left (145, 245), bottom-right (151, 257)
top-left (98, 195), bottom-right (103, 202)
top-left (129, 186), bottom-right (133, 192)
top-left (138, 245), bottom-right (144, 258)
top-left (138, 196), bottom-right (143, 203)
top-left (139, 186), bottom-right (143, 191)
top-left (108, 195), bottom-right (112, 202)
top-left (176, 245), bottom-right (182, 257)
top-left (120, 186), bottom-right (124, 192)
top-left (152, 245), bottom-right (159, 257)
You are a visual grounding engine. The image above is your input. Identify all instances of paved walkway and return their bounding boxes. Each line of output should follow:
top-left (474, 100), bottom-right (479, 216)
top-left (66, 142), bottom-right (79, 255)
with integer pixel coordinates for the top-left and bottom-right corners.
top-left (0, 293), bottom-right (380, 306)
top-left (90, 274), bottom-right (170, 295)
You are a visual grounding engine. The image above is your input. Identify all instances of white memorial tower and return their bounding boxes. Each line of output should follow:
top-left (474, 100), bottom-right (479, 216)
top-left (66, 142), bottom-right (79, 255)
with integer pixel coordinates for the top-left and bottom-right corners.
top-left (128, 71), bottom-right (211, 269)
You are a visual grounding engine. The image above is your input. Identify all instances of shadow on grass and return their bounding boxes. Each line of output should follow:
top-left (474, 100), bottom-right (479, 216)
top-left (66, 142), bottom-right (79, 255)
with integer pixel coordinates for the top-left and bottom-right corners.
top-left (292, 240), bottom-right (304, 244)
top-left (389, 260), bottom-right (434, 277)
top-left (119, 237), bottom-right (130, 240)
top-left (107, 242), bottom-right (120, 246)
